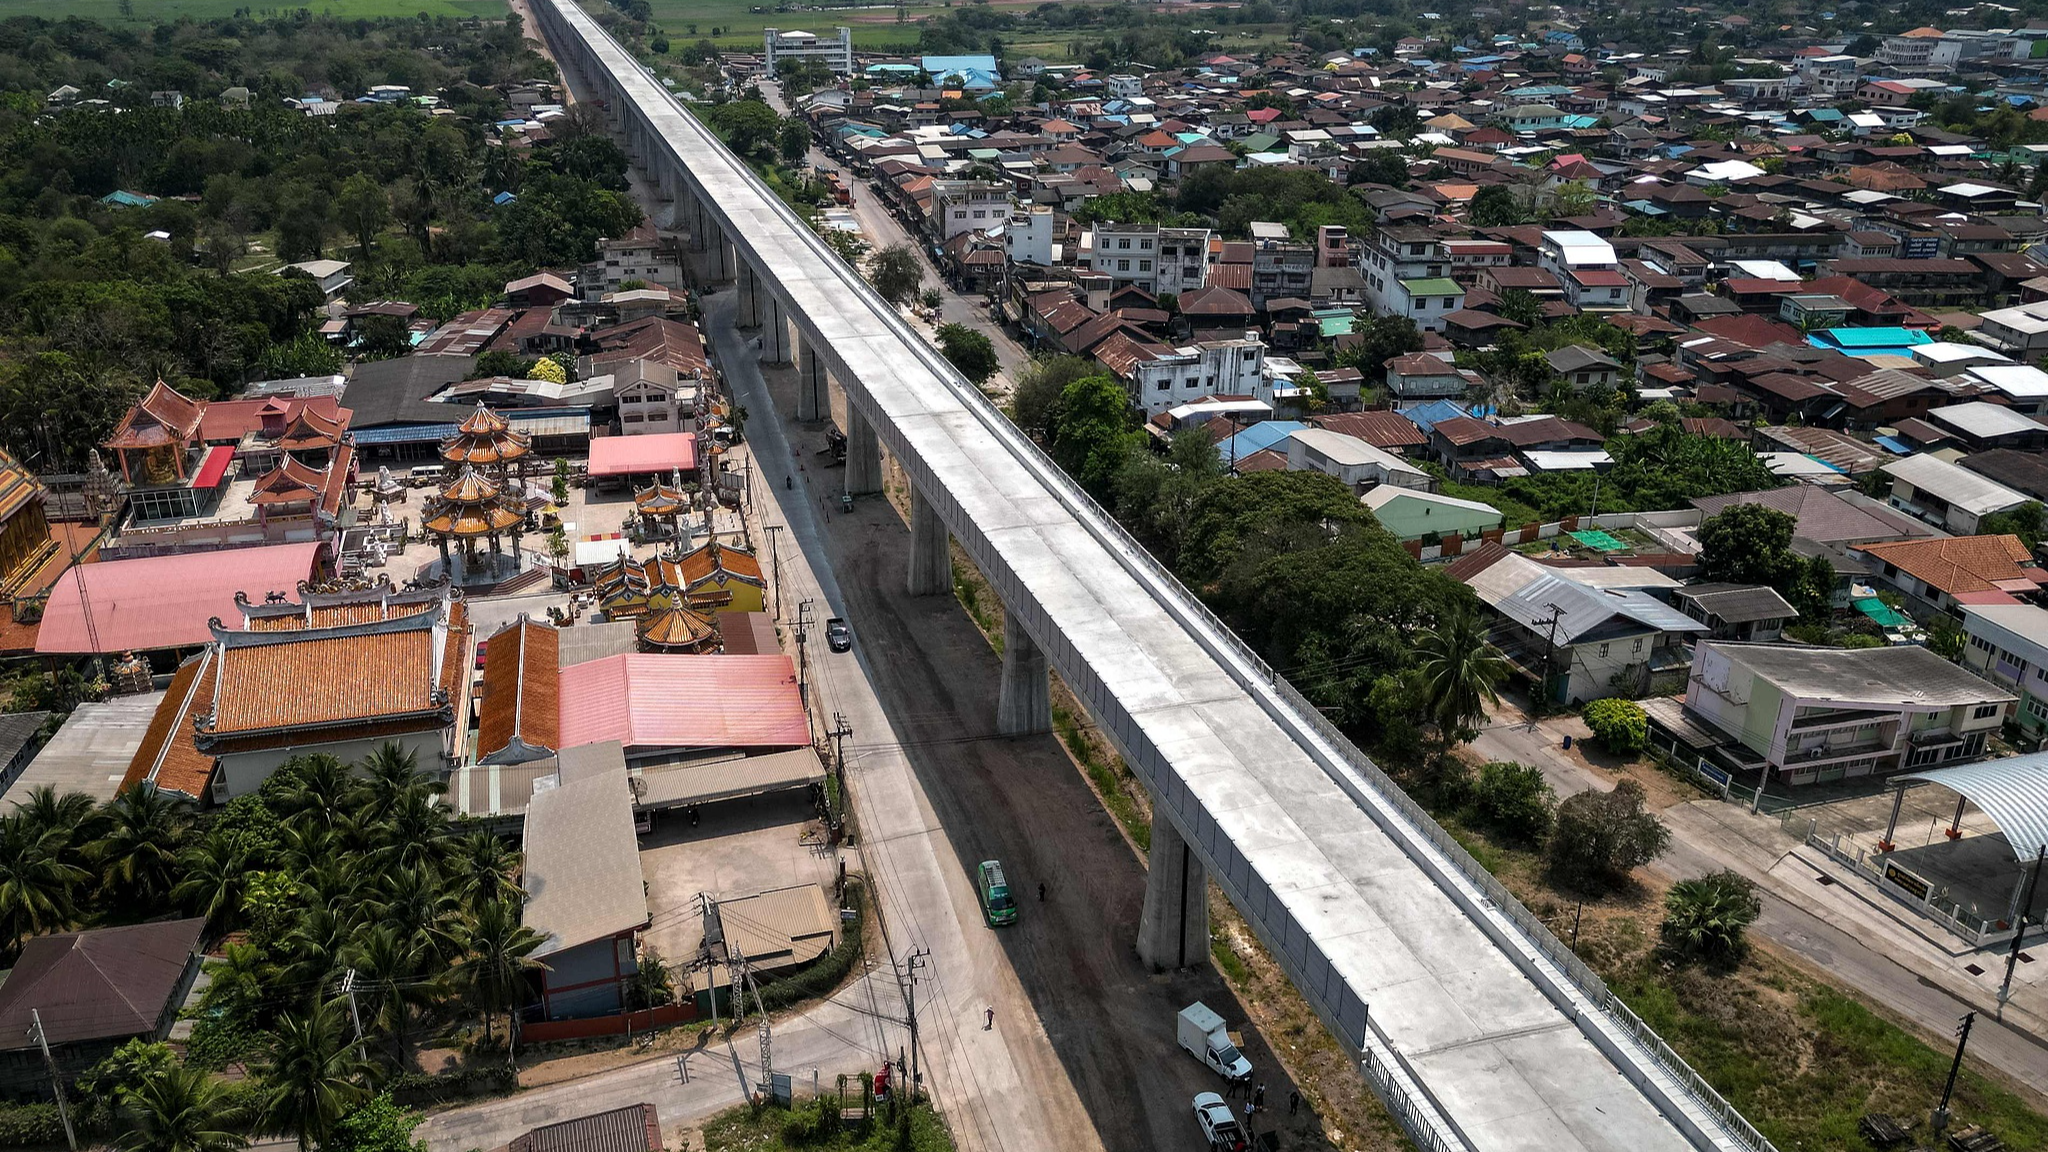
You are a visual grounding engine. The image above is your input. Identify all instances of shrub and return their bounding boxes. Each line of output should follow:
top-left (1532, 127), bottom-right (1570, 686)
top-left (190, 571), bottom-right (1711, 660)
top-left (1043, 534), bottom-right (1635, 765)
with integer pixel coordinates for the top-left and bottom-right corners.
top-left (0, 1104), bottom-right (70, 1148)
top-left (1582, 698), bottom-right (1648, 755)
top-left (1661, 870), bottom-right (1762, 965)
top-left (1547, 780), bottom-right (1670, 890)
top-left (1472, 760), bottom-right (1556, 843)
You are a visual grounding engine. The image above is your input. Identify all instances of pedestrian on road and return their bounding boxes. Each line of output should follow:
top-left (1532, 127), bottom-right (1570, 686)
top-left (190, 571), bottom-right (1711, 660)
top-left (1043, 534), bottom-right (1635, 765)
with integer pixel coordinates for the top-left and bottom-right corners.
top-left (1289, 1089), bottom-right (1299, 1116)
top-left (1037, 882), bottom-right (1046, 902)
top-left (1241, 1100), bottom-right (1254, 1126)
top-left (983, 1006), bottom-right (994, 1030)
top-left (1253, 1084), bottom-right (1266, 1111)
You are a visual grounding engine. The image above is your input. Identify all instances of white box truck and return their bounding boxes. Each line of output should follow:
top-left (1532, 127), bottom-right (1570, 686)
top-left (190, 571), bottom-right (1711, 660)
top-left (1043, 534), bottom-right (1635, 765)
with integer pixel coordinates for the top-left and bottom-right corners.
top-left (1177, 1002), bottom-right (1252, 1081)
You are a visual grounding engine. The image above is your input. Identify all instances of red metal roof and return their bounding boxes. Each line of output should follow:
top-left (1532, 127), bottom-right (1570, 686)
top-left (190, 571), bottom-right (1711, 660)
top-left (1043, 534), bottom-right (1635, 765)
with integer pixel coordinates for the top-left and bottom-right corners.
top-left (556, 654), bottom-right (809, 751)
top-left (35, 542), bottom-right (324, 655)
top-left (191, 445), bottom-right (235, 489)
top-left (588, 433), bottom-right (698, 478)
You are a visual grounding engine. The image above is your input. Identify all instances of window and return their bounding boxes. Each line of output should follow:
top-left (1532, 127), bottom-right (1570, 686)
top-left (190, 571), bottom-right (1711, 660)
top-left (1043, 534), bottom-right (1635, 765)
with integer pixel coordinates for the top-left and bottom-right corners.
top-left (1633, 638), bottom-right (1645, 654)
top-left (1118, 260), bottom-right (1130, 272)
top-left (2027, 696), bottom-right (2047, 722)
top-left (953, 210), bottom-right (967, 219)
top-left (1598, 643), bottom-right (1610, 658)
top-left (1972, 704), bottom-right (2000, 720)
top-left (1577, 372), bottom-right (1590, 383)
top-left (1156, 380), bottom-right (1170, 391)
top-left (1118, 238), bottom-right (1131, 250)
top-left (1140, 260), bottom-right (1152, 272)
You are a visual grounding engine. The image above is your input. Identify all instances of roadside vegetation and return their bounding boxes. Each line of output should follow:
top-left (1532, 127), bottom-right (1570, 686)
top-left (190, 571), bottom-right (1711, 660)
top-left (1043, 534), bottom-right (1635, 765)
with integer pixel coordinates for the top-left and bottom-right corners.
top-left (699, 1092), bottom-right (954, 1152)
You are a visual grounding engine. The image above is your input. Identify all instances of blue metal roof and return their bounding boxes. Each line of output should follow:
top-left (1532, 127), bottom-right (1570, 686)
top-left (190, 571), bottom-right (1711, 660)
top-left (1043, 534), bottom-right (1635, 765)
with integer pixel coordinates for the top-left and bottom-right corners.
top-left (1400, 400), bottom-right (1470, 435)
top-left (1216, 421), bottom-right (1308, 463)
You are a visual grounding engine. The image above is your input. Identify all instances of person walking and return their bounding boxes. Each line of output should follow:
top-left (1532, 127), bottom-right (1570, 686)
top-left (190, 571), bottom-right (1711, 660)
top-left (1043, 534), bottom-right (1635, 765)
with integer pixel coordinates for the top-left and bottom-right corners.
top-left (1037, 882), bottom-right (1046, 902)
top-left (983, 1006), bottom-right (994, 1030)
top-left (1288, 1088), bottom-right (1300, 1116)
top-left (1253, 1084), bottom-right (1266, 1111)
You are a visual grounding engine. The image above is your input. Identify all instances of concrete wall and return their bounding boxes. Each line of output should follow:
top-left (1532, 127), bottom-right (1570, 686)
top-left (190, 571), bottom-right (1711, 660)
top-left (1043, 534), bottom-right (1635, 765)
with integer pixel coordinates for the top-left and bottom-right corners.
top-left (218, 728), bottom-right (448, 799)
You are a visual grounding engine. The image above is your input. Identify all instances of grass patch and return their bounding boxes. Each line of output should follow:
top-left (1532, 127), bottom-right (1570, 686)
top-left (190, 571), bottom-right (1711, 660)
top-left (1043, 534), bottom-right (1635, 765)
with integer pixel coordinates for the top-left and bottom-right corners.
top-left (1209, 931), bottom-right (1251, 985)
top-left (701, 1095), bottom-right (954, 1152)
top-left (1052, 704), bottom-right (1150, 854)
top-left (950, 559), bottom-right (1002, 653)
top-left (0, 0), bottom-right (499, 19)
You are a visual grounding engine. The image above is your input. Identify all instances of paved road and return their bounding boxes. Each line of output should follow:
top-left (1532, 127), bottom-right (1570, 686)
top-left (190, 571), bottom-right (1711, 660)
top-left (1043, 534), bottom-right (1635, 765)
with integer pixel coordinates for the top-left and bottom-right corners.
top-left (707, 289), bottom-right (1312, 1152)
top-left (1472, 702), bottom-right (2048, 1103)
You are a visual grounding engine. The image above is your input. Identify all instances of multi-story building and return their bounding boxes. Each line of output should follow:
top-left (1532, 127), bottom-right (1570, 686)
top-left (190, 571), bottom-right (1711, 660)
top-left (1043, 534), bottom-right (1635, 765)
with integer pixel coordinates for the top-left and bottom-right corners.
top-left (579, 223), bottom-right (678, 301)
top-left (761, 27), bottom-right (854, 77)
top-left (1686, 642), bottom-right (2013, 785)
top-left (1251, 238), bottom-right (1315, 308)
top-left (1357, 224), bottom-right (1446, 314)
top-left (1004, 206), bottom-right (1056, 269)
top-left (1082, 222), bottom-right (1159, 291)
top-left (1155, 227), bottom-right (1212, 296)
top-left (1537, 229), bottom-right (1618, 280)
top-left (930, 180), bottom-right (1012, 243)
top-left (1960, 604), bottom-right (2048, 743)
top-left (1096, 331), bottom-right (1267, 416)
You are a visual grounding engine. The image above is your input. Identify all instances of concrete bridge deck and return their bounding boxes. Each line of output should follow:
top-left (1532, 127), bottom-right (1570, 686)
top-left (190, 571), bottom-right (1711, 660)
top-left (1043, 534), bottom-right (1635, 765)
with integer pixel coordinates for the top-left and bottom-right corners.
top-left (529, 5), bottom-right (1775, 1151)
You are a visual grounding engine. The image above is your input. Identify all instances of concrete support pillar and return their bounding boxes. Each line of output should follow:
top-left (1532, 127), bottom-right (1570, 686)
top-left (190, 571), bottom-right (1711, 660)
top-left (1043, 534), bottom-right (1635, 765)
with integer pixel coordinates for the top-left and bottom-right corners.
top-left (714, 238), bottom-right (735, 284)
top-left (996, 611), bottom-right (1051, 736)
top-left (736, 261), bottom-right (763, 329)
top-left (685, 195), bottom-right (709, 253)
top-left (796, 335), bottom-right (828, 422)
top-left (759, 295), bottom-right (791, 365)
top-left (1137, 810), bottom-right (1209, 972)
top-left (843, 408), bottom-right (882, 495)
top-left (907, 487), bottom-right (949, 596)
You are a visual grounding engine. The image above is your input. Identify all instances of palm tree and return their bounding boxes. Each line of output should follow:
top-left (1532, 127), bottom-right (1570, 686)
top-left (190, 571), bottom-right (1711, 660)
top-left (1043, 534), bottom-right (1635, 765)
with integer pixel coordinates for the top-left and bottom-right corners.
top-left (279, 904), bottom-right (356, 992)
top-left (1661, 870), bottom-right (1762, 964)
top-left (451, 900), bottom-right (545, 1052)
top-left (91, 785), bottom-right (195, 908)
top-left (1413, 604), bottom-right (1508, 745)
top-left (0, 815), bottom-right (88, 953)
top-left (446, 832), bottom-right (522, 908)
top-left (269, 755), bottom-right (357, 831)
top-left (358, 744), bottom-right (435, 825)
top-left (117, 1063), bottom-right (249, 1152)
top-left (199, 942), bottom-right (271, 1017)
top-left (257, 999), bottom-right (371, 1152)
top-left (374, 864), bottom-right (455, 960)
top-left (377, 794), bottom-right (451, 875)
top-left (16, 785), bottom-right (100, 854)
top-left (172, 832), bottom-right (250, 934)
top-left (343, 924), bottom-right (438, 1067)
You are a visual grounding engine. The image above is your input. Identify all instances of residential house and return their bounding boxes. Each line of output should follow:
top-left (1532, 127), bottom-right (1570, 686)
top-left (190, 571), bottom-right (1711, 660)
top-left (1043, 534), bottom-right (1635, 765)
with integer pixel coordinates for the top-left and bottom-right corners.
top-left (1671, 584), bottom-right (1799, 643)
top-left (1362, 486), bottom-right (1505, 543)
top-left (1386, 353), bottom-right (1480, 408)
top-left (1853, 534), bottom-right (2047, 618)
top-left (0, 920), bottom-right (207, 1096)
top-left (1686, 642), bottom-right (2013, 785)
top-left (1546, 345), bottom-right (1623, 390)
top-left (1960, 604), bottom-right (2048, 744)
top-left (522, 742), bottom-right (646, 1019)
top-left (1881, 454), bottom-right (2032, 534)
top-left (1284, 429), bottom-right (1430, 493)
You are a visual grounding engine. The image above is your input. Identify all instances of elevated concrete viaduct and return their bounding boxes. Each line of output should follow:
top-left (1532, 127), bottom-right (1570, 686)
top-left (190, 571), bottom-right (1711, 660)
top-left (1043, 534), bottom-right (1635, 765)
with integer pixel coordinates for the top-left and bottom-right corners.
top-left (532, 5), bottom-right (1781, 1152)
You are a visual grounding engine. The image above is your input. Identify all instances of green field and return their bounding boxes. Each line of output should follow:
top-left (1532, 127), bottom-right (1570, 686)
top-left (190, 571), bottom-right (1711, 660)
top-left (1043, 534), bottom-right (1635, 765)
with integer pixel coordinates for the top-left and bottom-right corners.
top-left (637, 0), bottom-right (944, 52)
top-left (0, 0), bottom-right (510, 20)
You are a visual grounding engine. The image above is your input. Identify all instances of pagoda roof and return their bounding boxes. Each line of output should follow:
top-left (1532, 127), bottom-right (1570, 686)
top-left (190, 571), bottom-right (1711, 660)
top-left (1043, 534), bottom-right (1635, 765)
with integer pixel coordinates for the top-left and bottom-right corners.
top-left (422, 500), bottom-right (523, 537)
top-left (440, 402), bottom-right (531, 465)
top-left (276, 406), bottom-right (346, 449)
top-left (635, 603), bottom-right (719, 651)
top-left (634, 481), bottom-right (687, 516)
top-left (439, 465), bottom-right (505, 504)
top-left (248, 457), bottom-right (325, 505)
top-left (104, 381), bottom-right (205, 451)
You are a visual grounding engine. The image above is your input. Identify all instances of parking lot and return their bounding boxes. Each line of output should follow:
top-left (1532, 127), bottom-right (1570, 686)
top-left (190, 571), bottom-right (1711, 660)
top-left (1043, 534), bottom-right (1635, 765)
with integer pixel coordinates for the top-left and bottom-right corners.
top-left (637, 790), bottom-right (840, 975)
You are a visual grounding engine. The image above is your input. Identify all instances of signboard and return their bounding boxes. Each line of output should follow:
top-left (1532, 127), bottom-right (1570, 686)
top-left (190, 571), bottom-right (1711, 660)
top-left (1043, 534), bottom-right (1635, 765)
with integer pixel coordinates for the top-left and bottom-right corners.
top-left (1695, 759), bottom-right (1731, 788)
top-left (1883, 861), bottom-right (1930, 902)
top-left (770, 1073), bottom-right (792, 1105)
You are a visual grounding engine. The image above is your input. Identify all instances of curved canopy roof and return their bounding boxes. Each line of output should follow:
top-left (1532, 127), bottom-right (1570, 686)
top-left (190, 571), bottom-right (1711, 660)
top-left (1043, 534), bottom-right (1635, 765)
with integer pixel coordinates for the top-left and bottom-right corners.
top-left (1900, 750), bottom-right (2048, 860)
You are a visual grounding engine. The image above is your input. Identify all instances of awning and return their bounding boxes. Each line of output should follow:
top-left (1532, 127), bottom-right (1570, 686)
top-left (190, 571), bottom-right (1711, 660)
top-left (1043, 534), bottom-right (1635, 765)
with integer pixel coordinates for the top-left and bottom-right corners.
top-left (1898, 752), bottom-right (2048, 859)
top-left (633, 748), bottom-right (827, 810)
top-left (192, 445), bottom-right (236, 489)
top-left (1853, 596), bottom-right (1909, 627)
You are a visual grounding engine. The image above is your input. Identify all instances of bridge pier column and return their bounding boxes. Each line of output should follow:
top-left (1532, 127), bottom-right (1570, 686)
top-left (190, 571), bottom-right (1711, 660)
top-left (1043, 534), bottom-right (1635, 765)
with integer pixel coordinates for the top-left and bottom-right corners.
top-left (736, 261), bottom-right (763, 329)
top-left (760, 295), bottom-right (791, 365)
top-left (843, 408), bottom-right (882, 494)
top-left (1137, 810), bottom-right (1209, 972)
top-left (714, 237), bottom-right (736, 284)
top-left (907, 487), bottom-right (949, 596)
top-left (795, 335), bottom-right (828, 422)
top-left (996, 611), bottom-right (1051, 736)
top-left (685, 194), bottom-right (709, 254)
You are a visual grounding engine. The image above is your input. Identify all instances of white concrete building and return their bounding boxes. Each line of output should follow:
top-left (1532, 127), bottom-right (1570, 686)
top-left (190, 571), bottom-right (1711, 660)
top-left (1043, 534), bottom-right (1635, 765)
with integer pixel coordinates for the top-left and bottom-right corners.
top-left (931, 180), bottom-right (1012, 242)
top-left (761, 28), bottom-right (854, 76)
top-left (1284, 428), bottom-right (1430, 492)
top-left (1005, 206), bottom-right (1056, 269)
top-left (1882, 453), bottom-right (2031, 534)
top-left (608, 358), bottom-right (696, 435)
top-left (1112, 335), bottom-right (1268, 416)
top-left (1976, 301), bottom-right (2048, 358)
top-left (1536, 230), bottom-right (1617, 279)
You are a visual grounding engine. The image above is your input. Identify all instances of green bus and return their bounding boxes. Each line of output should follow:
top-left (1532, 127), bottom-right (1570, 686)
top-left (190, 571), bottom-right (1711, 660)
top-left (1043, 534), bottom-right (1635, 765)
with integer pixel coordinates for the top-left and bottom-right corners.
top-left (977, 860), bottom-right (1017, 927)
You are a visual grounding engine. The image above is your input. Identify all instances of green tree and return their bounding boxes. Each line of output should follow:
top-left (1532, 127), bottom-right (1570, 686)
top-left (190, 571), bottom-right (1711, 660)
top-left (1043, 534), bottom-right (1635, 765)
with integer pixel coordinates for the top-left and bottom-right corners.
top-left (868, 244), bottom-right (924, 305)
top-left (117, 1062), bottom-right (250, 1152)
top-left (1045, 373), bottom-right (1141, 502)
top-left (1582, 698), bottom-right (1648, 755)
top-left (1546, 178), bottom-right (1596, 219)
top-left (1980, 501), bottom-right (2044, 552)
top-left (1115, 430), bottom-right (1224, 569)
top-left (1660, 870), bottom-right (1761, 965)
top-left (1695, 503), bottom-right (1833, 620)
top-left (91, 784), bottom-right (194, 911)
top-left (451, 900), bottom-right (545, 1052)
top-left (446, 832), bottom-right (523, 908)
top-left (1472, 761), bottom-right (1556, 843)
top-left (335, 173), bottom-right (390, 259)
top-left (342, 925), bottom-right (436, 1066)
top-left (1339, 314), bottom-right (1425, 375)
top-left (936, 323), bottom-right (1000, 384)
top-left (327, 1095), bottom-right (428, 1152)
top-left (1413, 605), bottom-right (1507, 746)
top-left (172, 831), bottom-right (252, 934)
top-left (702, 99), bottom-right (784, 158)
top-left (258, 999), bottom-right (372, 1152)
top-left (1009, 355), bottom-right (1094, 440)
top-left (1548, 779), bottom-right (1670, 891)
top-left (1469, 183), bottom-right (1525, 227)
top-left (779, 119), bottom-right (811, 165)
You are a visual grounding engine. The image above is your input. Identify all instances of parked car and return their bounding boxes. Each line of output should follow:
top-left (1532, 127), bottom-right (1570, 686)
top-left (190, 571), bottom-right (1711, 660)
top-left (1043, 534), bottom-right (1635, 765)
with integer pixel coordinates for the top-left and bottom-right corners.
top-left (474, 639), bottom-right (489, 670)
top-left (825, 617), bottom-right (852, 652)
top-left (977, 859), bottom-right (1017, 927)
top-left (1193, 1093), bottom-right (1246, 1152)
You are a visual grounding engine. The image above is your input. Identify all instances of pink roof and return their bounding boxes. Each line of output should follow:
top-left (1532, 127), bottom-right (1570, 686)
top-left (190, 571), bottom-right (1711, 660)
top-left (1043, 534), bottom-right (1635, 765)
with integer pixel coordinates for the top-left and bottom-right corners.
top-left (588, 432), bottom-right (698, 478)
top-left (35, 542), bottom-right (324, 655)
top-left (557, 654), bottom-right (809, 751)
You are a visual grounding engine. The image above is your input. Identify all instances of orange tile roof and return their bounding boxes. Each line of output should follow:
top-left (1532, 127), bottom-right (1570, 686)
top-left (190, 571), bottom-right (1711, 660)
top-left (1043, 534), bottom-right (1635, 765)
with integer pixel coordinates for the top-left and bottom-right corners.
top-left (204, 629), bottom-right (443, 737)
top-left (276, 406), bottom-right (346, 449)
top-left (675, 540), bottom-right (764, 588)
top-left (476, 618), bottom-right (560, 763)
top-left (249, 457), bottom-right (326, 504)
top-left (0, 449), bottom-right (45, 525)
top-left (104, 381), bottom-right (205, 451)
top-left (1853, 534), bottom-right (2042, 596)
top-left (124, 653), bottom-right (218, 799)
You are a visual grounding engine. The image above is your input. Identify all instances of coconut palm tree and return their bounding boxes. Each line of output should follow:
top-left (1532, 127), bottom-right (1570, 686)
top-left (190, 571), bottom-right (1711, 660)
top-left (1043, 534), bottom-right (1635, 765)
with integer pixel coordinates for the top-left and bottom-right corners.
top-left (374, 864), bottom-right (456, 960)
top-left (446, 832), bottom-right (522, 908)
top-left (269, 755), bottom-right (357, 832)
top-left (117, 1062), bottom-right (249, 1152)
top-left (257, 999), bottom-right (371, 1152)
top-left (279, 903), bottom-right (358, 992)
top-left (375, 792), bottom-right (452, 876)
top-left (1412, 604), bottom-right (1508, 746)
top-left (15, 785), bottom-right (100, 855)
top-left (0, 814), bottom-right (88, 953)
top-left (91, 785), bottom-right (195, 909)
top-left (358, 743), bottom-right (437, 825)
top-left (451, 900), bottom-right (545, 1053)
top-left (172, 832), bottom-right (250, 934)
top-left (343, 924), bottom-right (438, 1067)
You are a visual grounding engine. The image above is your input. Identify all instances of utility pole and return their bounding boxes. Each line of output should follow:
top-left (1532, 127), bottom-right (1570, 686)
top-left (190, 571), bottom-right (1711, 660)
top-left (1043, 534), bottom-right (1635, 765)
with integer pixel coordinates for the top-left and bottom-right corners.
top-left (29, 1010), bottom-right (76, 1152)
top-left (1539, 603), bottom-right (1566, 709)
top-left (340, 970), bottom-right (367, 1062)
top-left (764, 523), bottom-right (784, 619)
top-left (1998, 845), bottom-right (2046, 1010)
top-left (1932, 1011), bottom-right (1974, 1141)
top-left (795, 597), bottom-right (815, 714)
top-left (903, 949), bottom-right (929, 1097)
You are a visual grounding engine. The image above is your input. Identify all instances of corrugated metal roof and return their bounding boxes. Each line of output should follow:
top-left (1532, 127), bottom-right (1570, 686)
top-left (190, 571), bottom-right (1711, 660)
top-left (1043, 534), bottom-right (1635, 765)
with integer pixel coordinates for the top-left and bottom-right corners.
top-left (36, 543), bottom-right (325, 655)
top-left (521, 764), bottom-right (646, 956)
top-left (1899, 751), bottom-right (2048, 859)
top-left (633, 747), bottom-right (825, 808)
top-left (556, 654), bottom-right (809, 752)
top-left (1497, 574), bottom-right (1708, 645)
top-left (588, 432), bottom-right (697, 478)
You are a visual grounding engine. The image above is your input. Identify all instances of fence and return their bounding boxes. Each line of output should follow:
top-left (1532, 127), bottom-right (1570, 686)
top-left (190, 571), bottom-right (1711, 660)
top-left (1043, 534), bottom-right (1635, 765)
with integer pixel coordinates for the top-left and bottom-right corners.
top-left (1406, 509), bottom-right (1705, 566)
top-left (520, 1002), bottom-right (697, 1045)
top-left (553, 11), bottom-right (1775, 1147)
top-left (1789, 818), bottom-right (2019, 949)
